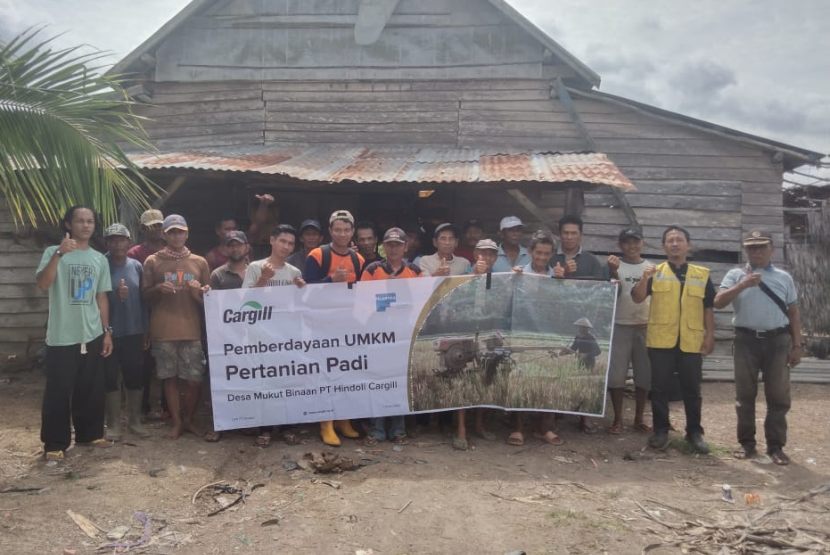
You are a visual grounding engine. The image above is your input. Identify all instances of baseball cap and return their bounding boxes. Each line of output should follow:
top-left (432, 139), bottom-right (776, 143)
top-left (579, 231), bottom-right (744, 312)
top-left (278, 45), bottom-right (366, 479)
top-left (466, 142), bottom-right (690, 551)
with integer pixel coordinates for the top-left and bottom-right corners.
top-left (743, 229), bottom-right (772, 246)
top-left (300, 219), bottom-right (323, 232)
top-left (499, 216), bottom-right (523, 230)
top-left (382, 227), bottom-right (407, 243)
top-left (618, 228), bottom-right (643, 242)
top-left (163, 214), bottom-right (188, 232)
top-left (463, 219), bottom-right (484, 231)
top-left (139, 209), bottom-right (164, 227)
top-left (104, 223), bottom-right (131, 239)
top-left (223, 230), bottom-right (248, 245)
top-left (329, 210), bottom-right (355, 225)
top-left (474, 238), bottom-right (499, 251)
top-left (433, 223), bottom-right (458, 238)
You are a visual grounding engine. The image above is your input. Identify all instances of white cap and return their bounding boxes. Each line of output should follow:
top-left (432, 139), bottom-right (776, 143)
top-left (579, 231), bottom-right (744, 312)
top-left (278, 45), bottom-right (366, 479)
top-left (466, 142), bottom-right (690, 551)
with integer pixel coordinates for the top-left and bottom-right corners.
top-left (500, 216), bottom-right (523, 230)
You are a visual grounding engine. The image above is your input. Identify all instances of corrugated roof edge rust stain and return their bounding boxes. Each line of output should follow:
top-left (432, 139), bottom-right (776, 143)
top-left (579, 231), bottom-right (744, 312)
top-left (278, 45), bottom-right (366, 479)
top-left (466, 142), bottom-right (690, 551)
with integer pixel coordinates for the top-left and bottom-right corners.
top-left (126, 146), bottom-right (635, 190)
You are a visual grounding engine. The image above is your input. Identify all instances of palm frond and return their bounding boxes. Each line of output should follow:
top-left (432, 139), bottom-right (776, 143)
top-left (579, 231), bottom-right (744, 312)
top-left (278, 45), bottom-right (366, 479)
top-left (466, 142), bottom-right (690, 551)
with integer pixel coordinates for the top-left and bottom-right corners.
top-left (0, 27), bottom-right (160, 228)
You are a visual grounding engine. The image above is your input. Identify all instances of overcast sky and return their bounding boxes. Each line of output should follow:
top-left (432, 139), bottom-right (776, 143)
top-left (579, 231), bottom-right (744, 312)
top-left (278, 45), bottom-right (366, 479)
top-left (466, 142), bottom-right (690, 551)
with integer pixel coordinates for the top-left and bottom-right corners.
top-left (1, 0), bottom-right (828, 175)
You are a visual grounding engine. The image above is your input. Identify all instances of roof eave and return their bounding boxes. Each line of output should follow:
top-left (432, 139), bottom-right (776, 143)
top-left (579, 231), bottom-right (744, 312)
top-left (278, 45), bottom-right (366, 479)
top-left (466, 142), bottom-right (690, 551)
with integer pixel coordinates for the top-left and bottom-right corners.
top-left (569, 88), bottom-right (824, 170)
top-left (484, 0), bottom-right (600, 88)
top-left (107, 0), bottom-right (211, 77)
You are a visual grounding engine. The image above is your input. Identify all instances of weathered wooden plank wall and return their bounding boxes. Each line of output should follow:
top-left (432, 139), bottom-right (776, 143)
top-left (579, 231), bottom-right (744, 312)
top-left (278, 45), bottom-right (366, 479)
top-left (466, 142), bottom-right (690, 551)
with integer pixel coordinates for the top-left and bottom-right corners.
top-left (0, 201), bottom-right (48, 360)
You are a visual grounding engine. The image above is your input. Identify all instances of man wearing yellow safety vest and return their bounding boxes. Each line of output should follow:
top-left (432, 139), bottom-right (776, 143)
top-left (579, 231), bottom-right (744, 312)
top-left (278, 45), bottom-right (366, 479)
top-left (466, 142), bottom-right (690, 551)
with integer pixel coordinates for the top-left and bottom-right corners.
top-left (631, 226), bottom-right (716, 454)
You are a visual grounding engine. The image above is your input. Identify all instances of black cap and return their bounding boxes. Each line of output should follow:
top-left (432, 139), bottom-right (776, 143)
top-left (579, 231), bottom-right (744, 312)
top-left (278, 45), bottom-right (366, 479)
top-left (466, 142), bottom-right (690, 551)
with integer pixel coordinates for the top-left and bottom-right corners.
top-left (300, 219), bottom-right (322, 232)
top-left (618, 228), bottom-right (643, 242)
top-left (223, 230), bottom-right (248, 245)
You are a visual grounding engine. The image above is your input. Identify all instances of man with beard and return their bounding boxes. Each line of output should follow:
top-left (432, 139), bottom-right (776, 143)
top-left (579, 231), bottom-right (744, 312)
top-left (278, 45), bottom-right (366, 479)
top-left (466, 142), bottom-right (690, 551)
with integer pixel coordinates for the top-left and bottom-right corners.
top-left (210, 230), bottom-right (249, 290)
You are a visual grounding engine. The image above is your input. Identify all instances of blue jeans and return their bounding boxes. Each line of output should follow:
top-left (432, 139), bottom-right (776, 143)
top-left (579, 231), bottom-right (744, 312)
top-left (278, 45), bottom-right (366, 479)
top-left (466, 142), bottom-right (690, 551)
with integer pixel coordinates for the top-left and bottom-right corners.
top-left (369, 416), bottom-right (406, 440)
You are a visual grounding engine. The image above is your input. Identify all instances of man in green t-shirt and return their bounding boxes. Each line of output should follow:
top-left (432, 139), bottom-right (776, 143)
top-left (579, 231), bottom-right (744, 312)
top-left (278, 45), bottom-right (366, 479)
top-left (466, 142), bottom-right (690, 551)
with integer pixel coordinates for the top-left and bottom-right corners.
top-left (35, 206), bottom-right (114, 462)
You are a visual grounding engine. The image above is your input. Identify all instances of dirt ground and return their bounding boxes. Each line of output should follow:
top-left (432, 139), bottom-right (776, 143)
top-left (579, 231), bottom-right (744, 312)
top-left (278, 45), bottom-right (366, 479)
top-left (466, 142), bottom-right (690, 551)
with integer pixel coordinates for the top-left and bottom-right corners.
top-left (1, 368), bottom-right (829, 555)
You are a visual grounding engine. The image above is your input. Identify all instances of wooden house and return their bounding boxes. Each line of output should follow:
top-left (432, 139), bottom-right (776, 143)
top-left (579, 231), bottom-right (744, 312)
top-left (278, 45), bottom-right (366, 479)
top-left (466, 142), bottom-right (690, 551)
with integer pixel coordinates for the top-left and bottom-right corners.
top-left (1, 0), bottom-right (823, 360)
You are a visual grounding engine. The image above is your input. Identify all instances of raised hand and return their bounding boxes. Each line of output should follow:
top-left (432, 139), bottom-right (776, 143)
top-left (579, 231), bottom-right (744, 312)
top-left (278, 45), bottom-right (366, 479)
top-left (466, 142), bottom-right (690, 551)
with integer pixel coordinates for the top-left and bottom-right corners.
top-left (117, 278), bottom-right (129, 301)
top-left (261, 262), bottom-right (277, 281)
top-left (433, 258), bottom-right (451, 276)
top-left (59, 232), bottom-right (77, 255)
top-left (606, 254), bottom-right (621, 274)
top-left (332, 263), bottom-right (350, 282)
top-left (553, 262), bottom-right (565, 278)
top-left (565, 259), bottom-right (578, 275)
top-left (255, 193), bottom-right (275, 205)
top-left (642, 264), bottom-right (657, 280)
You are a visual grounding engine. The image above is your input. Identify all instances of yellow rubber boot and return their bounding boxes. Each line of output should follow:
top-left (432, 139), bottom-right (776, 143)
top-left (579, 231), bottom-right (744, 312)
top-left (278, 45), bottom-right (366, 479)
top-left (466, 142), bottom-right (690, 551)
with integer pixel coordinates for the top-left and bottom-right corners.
top-left (335, 419), bottom-right (360, 438)
top-left (320, 420), bottom-right (341, 446)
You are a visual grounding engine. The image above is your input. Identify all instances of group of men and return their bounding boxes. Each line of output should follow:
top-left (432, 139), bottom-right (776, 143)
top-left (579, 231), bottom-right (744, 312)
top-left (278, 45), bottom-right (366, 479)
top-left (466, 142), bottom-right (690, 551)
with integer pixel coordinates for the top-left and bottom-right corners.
top-left (36, 200), bottom-right (801, 466)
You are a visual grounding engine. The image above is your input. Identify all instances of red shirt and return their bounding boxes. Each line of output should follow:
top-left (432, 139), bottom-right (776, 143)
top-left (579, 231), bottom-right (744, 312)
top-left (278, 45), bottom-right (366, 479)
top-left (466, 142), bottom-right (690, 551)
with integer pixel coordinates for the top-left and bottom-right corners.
top-left (127, 243), bottom-right (159, 265)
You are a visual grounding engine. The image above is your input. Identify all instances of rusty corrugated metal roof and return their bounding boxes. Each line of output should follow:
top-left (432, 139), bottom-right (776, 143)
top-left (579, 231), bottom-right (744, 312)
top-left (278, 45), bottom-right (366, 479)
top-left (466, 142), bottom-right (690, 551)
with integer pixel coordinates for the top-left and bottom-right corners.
top-left (127, 146), bottom-right (634, 190)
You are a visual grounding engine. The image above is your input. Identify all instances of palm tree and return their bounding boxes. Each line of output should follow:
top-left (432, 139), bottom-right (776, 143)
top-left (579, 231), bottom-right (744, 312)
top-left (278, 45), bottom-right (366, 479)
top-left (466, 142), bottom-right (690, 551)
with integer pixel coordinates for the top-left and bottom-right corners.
top-left (0, 28), bottom-right (159, 228)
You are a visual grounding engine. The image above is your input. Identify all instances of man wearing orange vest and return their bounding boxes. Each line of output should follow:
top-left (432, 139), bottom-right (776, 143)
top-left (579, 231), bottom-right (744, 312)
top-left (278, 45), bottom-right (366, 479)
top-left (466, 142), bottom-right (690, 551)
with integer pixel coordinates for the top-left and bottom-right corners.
top-left (631, 226), bottom-right (715, 454)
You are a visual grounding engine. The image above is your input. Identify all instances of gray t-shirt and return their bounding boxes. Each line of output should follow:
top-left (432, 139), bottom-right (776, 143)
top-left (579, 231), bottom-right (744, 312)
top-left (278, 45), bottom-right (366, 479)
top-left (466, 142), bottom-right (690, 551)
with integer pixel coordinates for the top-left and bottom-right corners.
top-left (615, 260), bottom-right (651, 325)
top-left (37, 246), bottom-right (112, 346)
top-left (242, 259), bottom-right (302, 288)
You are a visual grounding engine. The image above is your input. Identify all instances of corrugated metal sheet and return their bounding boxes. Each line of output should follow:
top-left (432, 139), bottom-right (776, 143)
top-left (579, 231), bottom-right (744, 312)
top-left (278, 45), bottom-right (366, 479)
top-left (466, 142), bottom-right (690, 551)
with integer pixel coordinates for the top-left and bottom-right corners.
top-left (128, 146), bottom-right (635, 190)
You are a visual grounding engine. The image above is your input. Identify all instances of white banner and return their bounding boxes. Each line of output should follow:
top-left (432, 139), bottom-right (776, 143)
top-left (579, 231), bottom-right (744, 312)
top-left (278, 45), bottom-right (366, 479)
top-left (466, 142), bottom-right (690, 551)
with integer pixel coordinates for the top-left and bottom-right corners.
top-left (205, 274), bottom-right (617, 431)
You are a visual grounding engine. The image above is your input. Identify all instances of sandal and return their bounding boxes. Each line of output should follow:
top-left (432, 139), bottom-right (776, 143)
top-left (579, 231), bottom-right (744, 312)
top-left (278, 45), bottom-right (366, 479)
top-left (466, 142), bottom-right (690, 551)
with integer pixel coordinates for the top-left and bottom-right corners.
top-left (363, 436), bottom-right (381, 447)
top-left (474, 429), bottom-right (497, 441)
top-left (393, 434), bottom-right (409, 445)
top-left (452, 436), bottom-right (468, 451)
top-left (633, 422), bottom-right (653, 434)
top-left (580, 420), bottom-right (598, 435)
top-left (84, 438), bottom-right (114, 448)
top-left (281, 430), bottom-right (301, 445)
top-left (769, 449), bottom-right (789, 466)
top-left (733, 446), bottom-right (757, 460)
top-left (607, 424), bottom-right (624, 435)
top-left (44, 450), bottom-right (64, 462)
top-left (203, 431), bottom-right (221, 443)
top-left (507, 431), bottom-right (524, 446)
top-left (533, 430), bottom-right (565, 446)
top-left (256, 434), bottom-right (272, 448)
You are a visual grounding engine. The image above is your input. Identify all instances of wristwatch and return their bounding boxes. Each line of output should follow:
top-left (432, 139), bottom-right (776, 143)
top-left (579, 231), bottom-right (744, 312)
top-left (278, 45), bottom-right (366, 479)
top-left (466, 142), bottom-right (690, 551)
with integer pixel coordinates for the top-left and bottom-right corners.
top-left (55, 250), bottom-right (63, 257)
top-left (103, 326), bottom-right (114, 334)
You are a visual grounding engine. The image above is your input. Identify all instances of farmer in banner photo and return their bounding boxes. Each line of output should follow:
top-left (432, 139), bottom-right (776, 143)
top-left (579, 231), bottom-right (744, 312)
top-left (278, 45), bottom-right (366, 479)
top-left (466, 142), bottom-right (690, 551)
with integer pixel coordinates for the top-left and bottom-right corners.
top-left (631, 225), bottom-right (716, 454)
top-left (303, 210), bottom-right (364, 446)
top-left (714, 229), bottom-right (801, 466)
top-left (141, 214), bottom-right (214, 441)
top-left (360, 227), bottom-right (422, 447)
top-left (245, 223), bottom-right (306, 448)
top-left (36, 206), bottom-right (114, 462)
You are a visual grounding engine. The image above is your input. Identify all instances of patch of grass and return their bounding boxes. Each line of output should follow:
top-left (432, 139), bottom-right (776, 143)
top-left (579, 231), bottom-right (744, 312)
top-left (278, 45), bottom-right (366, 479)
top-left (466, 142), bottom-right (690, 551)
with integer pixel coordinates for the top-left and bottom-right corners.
top-left (547, 508), bottom-right (581, 526)
top-left (604, 488), bottom-right (622, 500)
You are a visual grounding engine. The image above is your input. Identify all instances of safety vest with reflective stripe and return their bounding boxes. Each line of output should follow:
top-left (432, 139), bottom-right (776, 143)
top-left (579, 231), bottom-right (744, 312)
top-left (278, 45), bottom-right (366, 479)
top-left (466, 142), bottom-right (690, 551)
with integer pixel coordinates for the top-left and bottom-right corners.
top-left (646, 262), bottom-right (709, 352)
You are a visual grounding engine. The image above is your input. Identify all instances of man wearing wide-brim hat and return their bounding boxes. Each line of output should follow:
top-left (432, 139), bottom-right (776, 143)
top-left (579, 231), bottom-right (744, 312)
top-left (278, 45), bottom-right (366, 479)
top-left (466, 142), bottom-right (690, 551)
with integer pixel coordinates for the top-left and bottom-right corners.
top-left (714, 229), bottom-right (801, 466)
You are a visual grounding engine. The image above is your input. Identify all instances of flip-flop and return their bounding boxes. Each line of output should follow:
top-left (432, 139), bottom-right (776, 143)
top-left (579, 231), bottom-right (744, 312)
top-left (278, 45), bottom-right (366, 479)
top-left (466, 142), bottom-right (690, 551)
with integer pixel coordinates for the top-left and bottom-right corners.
top-left (507, 431), bottom-right (524, 446)
top-left (607, 424), bottom-right (624, 435)
top-left (452, 436), bottom-right (469, 451)
top-left (203, 431), bottom-right (221, 443)
top-left (256, 435), bottom-right (272, 448)
top-left (733, 447), bottom-right (757, 460)
top-left (363, 436), bottom-right (380, 447)
top-left (393, 434), bottom-right (410, 445)
top-left (580, 421), bottom-right (598, 435)
top-left (474, 429), bottom-right (497, 441)
top-left (633, 422), bottom-right (653, 434)
top-left (281, 430), bottom-right (302, 445)
top-left (533, 431), bottom-right (565, 446)
top-left (83, 438), bottom-right (114, 448)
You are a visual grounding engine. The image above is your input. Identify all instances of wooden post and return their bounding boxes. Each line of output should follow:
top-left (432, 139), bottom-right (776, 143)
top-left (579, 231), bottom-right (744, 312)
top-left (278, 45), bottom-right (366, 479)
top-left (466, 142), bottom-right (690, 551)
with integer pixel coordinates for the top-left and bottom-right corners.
top-left (152, 176), bottom-right (187, 210)
top-left (506, 188), bottom-right (558, 232)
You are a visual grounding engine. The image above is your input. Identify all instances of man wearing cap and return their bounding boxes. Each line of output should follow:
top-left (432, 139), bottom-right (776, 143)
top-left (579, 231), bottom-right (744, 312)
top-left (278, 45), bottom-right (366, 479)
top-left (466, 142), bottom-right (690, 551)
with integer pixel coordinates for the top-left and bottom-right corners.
top-left (714, 230), bottom-right (801, 466)
top-left (632, 226), bottom-right (716, 454)
top-left (205, 194), bottom-right (274, 271)
top-left (492, 216), bottom-right (531, 273)
top-left (210, 230), bottom-right (249, 291)
top-left (419, 223), bottom-right (470, 277)
top-left (128, 209), bottom-right (167, 417)
top-left (303, 210), bottom-right (364, 446)
top-left (552, 215), bottom-right (605, 279)
top-left (128, 209), bottom-right (165, 265)
top-left (142, 215), bottom-right (213, 440)
top-left (103, 224), bottom-right (150, 441)
top-left (36, 206), bottom-right (114, 462)
top-left (286, 219), bottom-right (324, 270)
top-left (455, 219), bottom-right (485, 263)
top-left (605, 228), bottom-right (652, 435)
top-left (360, 228), bottom-right (422, 446)
top-left (303, 210), bottom-right (365, 285)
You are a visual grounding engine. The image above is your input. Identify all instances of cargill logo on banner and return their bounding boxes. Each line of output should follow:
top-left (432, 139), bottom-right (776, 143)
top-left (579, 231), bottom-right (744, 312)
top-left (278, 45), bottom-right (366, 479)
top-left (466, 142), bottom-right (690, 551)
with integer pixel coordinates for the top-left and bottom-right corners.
top-left (223, 301), bottom-right (274, 325)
